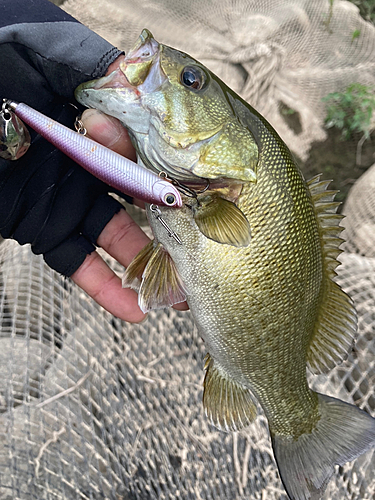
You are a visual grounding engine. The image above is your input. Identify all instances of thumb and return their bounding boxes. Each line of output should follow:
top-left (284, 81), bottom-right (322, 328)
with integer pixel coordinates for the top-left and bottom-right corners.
top-left (80, 108), bottom-right (136, 160)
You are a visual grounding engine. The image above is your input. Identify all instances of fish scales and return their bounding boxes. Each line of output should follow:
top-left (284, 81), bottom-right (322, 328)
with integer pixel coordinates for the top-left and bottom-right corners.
top-left (148, 120), bottom-right (322, 437)
top-left (75, 29), bottom-right (375, 500)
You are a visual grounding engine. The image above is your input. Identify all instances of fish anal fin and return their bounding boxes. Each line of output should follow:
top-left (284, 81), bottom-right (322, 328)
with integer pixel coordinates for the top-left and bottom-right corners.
top-left (203, 354), bottom-right (257, 432)
top-left (122, 240), bottom-right (155, 292)
top-left (193, 193), bottom-right (251, 247)
top-left (307, 175), bottom-right (357, 374)
top-left (272, 393), bottom-right (375, 500)
top-left (138, 242), bottom-right (187, 313)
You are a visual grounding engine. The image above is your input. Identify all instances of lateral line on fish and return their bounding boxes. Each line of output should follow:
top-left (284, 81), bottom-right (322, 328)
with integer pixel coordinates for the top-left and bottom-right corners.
top-left (153, 209), bottom-right (273, 317)
top-left (183, 246), bottom-right (273, 314)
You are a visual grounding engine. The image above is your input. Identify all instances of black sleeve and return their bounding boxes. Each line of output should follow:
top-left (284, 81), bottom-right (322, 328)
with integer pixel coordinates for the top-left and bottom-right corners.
top-left (0, 0), bottom-right (129, 277)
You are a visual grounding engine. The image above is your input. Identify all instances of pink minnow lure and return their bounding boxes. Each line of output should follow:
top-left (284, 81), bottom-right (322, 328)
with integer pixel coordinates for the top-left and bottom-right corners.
top-left (6, 100), bottom-right (182, 208)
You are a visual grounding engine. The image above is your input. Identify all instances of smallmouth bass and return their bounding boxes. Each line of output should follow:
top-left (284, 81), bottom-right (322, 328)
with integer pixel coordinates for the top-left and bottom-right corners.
top-left (75, 29), bottom-right (375, 500)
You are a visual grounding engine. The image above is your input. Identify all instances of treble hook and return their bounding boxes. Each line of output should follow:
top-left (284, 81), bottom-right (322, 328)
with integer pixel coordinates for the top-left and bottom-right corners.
top-left (150, 204), bottom-right (182, 244)
top-left (159, 171), bottom-right (210, 199)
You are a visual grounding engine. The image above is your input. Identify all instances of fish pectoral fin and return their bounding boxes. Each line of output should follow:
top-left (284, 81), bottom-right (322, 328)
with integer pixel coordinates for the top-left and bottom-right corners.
top-left (203, 354), bottom-right (257, 432)
top-left (130, 242), bottom-right (187, 313)
top-left (306, 175), bottom-right (357, 374)
top-left (122, 240), bottom-right (155, 292)
top-left (193, 194), bottom-right (251, 247)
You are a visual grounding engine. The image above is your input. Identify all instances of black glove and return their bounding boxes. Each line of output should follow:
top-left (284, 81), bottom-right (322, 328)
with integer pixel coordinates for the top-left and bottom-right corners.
top-left (0, 0), bottom-right (127, 276)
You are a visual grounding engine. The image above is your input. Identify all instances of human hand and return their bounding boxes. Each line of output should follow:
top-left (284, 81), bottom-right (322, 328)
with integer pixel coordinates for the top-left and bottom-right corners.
top-left (71, 104), bottom-right (150, 323)
top-left (71, 55), bottom-right (188, 321)
top-left (0, 50), bottom-right (148, 323)
top-left (73, 102), bottom-right (189, 321)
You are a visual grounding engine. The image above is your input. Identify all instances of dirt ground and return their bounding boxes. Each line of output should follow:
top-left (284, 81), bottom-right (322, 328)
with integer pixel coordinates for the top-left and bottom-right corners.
top-left (299, 128), bottom-right (375, 210)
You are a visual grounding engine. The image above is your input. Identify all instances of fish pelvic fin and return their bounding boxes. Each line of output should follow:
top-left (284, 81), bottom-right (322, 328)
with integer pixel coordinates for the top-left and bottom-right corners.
top-left (203, 354), bottom-right (257, 432)
top-left (193, 193), bottom-right (251, 247)
top-left (123, 241), bottom-right (187, 313)
top-left (272, 393), bottom-right (375, 500)
top-left (306, 175), bottom-right (357, 374)
top-left (122, 240), bottom-right (155, 292)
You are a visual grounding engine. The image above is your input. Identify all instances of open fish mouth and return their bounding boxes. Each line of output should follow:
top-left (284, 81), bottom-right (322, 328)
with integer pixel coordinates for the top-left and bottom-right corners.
top-left (121, 28), bottom-right (160, 86)
top-left (81, 29), bottom-right (164, 95)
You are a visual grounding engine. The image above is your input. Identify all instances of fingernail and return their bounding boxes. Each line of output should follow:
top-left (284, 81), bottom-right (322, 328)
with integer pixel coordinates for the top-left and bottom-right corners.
top-left (81, 109), bottom-right (124, 148)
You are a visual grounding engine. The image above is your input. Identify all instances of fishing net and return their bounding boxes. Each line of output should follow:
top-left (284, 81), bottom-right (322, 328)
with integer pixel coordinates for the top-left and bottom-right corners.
top-left (1, 0), bottom-right (375, 498)
top-left (63, 0), bottom-right (375, 162)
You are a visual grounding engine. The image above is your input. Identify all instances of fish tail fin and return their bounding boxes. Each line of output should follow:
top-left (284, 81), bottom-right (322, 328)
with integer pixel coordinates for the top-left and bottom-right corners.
top-left (271, 393), bottom-right (375, 500)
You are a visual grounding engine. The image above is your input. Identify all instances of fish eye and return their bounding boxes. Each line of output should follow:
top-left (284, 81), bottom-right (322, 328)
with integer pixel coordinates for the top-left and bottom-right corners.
top-left (180, 66), bottom-right (208, 91)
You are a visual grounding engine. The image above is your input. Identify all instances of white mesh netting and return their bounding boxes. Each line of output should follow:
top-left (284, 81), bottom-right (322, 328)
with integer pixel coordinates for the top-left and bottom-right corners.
top-left (1, 0), bottom-right (375, 498)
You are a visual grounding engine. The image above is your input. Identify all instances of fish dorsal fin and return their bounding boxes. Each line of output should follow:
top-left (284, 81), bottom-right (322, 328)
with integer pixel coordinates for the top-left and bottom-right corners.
top-left (203, 354), bottom-right (257, 432)
top-left (193, 193), bottom-right (251, 247)
top-left (306, 175), bottom-right (357, 374)
top-left (123, 241), bottom-right (187, 313)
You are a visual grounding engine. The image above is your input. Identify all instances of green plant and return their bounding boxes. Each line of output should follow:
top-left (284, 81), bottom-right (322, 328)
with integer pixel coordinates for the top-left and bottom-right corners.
top-left (351, 28), bottom-right (361, 41)
top-left (323, 0), bottom-right (335, 31)
top-left (348, 0), bottom-right (375, 23)
top-left (322, 83), bottom-right (375, 164)
top-left (280, 106), bottom-right (296, 116)
top-left (323, 83), bottom-right (375, 138)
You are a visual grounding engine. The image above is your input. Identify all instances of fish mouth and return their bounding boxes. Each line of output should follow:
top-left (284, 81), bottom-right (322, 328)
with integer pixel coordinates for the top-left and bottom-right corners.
top-left (83, 29), bottom-right (165, 96)
top-left (122, 28), bottom-right (160, 85)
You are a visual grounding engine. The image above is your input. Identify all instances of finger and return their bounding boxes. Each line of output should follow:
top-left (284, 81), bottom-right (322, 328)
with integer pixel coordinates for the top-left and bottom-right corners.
top-left (79, 104), bottom-right (189, 312)
top-left (106, 54), bottom-right (125, 75)
top-left (70, 208), bottom-right (149, 322)
top-left (97, 208), bottom-right (150, 266)
top-left (73, 210), bottom-right (188, 316)
top-left (71, 208), bottom-right (149, 321)
top-left (81, 108), bottom-right (136, 160)
top-left (173, 301), bottom-right (189, 311)
top-left (81, 108), bottom-right (146, 209)
top-left (71, 251), bottom-right (146, 323)
top-left (97, 210), bottom-right (189, 311)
